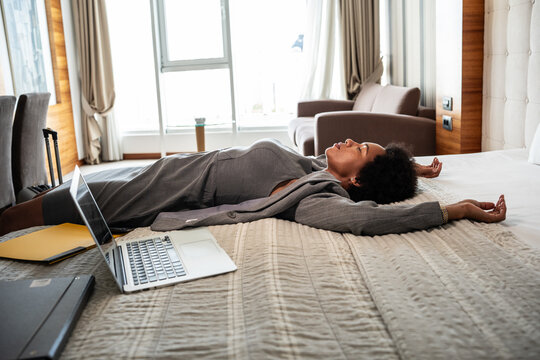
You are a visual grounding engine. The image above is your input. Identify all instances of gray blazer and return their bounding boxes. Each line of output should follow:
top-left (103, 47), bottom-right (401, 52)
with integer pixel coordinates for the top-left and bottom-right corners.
top-left (152, 170), bottom-right (444, 236)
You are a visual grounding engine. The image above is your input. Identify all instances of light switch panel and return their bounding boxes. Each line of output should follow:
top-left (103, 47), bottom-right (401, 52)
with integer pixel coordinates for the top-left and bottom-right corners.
top-left (442, 96), bottom-right (453, 111)
top-left (442, 115), bottom-right (453, 131)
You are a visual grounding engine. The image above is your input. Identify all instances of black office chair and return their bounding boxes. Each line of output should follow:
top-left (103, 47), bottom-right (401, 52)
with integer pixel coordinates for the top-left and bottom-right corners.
top-left (11, 93), bottom-right (51, 203)
top-left (0, 95), bottom-right (17, 212)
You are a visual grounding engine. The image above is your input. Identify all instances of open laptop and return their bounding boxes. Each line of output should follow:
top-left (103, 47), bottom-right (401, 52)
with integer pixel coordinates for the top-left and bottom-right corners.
top-left (69, 166), bottom-right (237, 293)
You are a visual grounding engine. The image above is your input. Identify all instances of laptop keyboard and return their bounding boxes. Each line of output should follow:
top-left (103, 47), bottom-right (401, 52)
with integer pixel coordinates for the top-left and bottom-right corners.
top-left (126, 236), bottom-right (186, 286)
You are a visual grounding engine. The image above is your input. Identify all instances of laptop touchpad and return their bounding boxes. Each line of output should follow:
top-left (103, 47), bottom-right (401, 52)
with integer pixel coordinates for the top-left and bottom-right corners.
top-left (180, 240), bottom-right (220, 258)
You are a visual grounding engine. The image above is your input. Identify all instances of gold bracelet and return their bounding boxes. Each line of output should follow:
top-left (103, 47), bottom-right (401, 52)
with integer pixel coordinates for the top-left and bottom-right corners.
top-left (440, 204), bottom-right (449, 224)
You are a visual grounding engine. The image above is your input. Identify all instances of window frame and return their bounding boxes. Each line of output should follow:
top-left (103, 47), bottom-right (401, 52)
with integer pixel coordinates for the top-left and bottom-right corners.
top-left (157, 0), bottom-right (231, 72)
top-left (155, 0), bottom-right (237, 133)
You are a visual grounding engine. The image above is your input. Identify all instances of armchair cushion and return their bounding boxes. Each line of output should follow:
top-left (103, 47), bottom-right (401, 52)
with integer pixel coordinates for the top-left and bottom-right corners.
top-left (371, 85), bottom-right (420, 116)
top-left (288, 117), bottom-right (314, 147)
top-left (352, 82), bottom-right (383, 111)
top-left (295, 120), bottom-right (316, 156)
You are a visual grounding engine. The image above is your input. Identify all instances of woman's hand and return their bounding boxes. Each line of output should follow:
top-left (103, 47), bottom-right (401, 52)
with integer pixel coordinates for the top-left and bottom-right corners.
top-left (446, 195), bottom-right (507, 223)
top-left (415, 158), bottom-right (442, 178)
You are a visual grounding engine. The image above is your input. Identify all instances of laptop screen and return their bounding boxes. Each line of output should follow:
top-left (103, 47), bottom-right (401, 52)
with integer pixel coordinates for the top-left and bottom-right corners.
top-left (70, 167), bottom-right (124, 291)
top-left (74, 179), bottom-right (111, 246)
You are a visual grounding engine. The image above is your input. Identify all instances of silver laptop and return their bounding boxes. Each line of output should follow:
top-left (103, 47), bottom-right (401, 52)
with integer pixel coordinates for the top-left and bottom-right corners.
top-left (69, 166), bottom-right (237, 293)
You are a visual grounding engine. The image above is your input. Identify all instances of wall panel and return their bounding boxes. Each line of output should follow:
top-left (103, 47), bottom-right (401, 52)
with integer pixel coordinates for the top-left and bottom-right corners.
top-left (483, 0), bottom-right (538, 150)
top-left (436, 0), bottom-right (484, 154)
top-left (44, 0), bottom-right (79, 175)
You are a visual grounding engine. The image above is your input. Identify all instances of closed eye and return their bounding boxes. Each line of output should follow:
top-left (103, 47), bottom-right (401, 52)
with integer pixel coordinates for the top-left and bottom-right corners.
top-left (358, 144), bottom-right (369, 155)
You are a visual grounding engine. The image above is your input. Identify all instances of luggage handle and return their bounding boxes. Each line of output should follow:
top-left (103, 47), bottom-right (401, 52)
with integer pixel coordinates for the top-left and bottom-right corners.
top-left (42, 128), bottom-right (63, 186)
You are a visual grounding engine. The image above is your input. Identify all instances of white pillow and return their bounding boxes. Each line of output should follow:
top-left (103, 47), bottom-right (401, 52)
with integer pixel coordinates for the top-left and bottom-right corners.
top-left (529, 123), bottom-right (540, 165)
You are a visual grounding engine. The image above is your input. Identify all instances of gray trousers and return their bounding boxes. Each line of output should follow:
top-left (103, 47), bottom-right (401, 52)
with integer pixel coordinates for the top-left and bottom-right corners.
top-left (43, 151), bottom-right (219, 230)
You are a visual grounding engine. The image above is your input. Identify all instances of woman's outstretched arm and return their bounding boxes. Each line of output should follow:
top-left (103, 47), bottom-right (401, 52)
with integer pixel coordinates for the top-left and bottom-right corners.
top-left (293, 192), bottom-right (507, 236)
top-left (293, 193), bottom-right (446, 236)
top-left (446, 194), bottom-right (506, 223)
top-left (415, 157), bottom-right (442, 178)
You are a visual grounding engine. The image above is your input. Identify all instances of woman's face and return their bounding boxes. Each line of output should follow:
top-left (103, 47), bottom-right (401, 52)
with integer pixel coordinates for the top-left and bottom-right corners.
top-left (325, 139), bottom-right (386, 184)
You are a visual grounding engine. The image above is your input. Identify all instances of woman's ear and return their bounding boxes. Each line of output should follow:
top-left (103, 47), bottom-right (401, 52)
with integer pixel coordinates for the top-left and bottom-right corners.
top-left (350, 177), bottom-right (361, 188)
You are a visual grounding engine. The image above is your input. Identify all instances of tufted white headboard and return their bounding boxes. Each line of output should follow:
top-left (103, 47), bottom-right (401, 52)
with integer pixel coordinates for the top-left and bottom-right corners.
top-left (483, 0), bottom-right (539, 151)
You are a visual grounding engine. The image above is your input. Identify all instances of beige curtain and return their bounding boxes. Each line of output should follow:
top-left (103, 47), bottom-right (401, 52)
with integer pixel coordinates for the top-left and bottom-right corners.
top-left (340, 0), bottom-right (383, 100)
top-left (72, 0), bottom-right (120, 164)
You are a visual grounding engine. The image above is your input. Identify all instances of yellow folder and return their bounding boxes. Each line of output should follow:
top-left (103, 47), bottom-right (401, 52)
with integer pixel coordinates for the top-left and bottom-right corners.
top-left (0, 223), bottom-right (96, 264)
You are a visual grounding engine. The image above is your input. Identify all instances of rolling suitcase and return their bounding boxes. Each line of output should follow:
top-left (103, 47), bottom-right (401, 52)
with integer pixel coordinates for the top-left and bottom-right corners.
top-left (16, 128), bottom-right (63, 202)
top-left (42, 128), bottom-right (63, 187)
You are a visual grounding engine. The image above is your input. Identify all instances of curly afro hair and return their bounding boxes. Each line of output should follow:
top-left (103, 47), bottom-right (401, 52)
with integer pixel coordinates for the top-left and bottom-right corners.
top-left (347, 143), bottom-right (417, 204)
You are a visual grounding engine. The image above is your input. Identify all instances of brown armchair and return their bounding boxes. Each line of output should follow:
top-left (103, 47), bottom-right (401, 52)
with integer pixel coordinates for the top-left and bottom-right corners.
top-left (288, 83), bottom-right (436, 156)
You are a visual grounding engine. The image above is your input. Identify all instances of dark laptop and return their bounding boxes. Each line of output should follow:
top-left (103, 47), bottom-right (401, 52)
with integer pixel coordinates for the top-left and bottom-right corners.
top-left (0, 275), bottom-right (94, 360)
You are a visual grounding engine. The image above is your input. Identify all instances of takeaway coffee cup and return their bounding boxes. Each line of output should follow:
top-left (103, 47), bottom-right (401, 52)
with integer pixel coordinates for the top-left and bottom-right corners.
top-left (195, 117), bottom-right (206, 152)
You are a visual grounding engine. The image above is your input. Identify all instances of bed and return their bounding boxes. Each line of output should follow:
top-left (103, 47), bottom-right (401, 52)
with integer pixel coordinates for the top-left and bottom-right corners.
top-left (1, 148), bottom-right (539, 359)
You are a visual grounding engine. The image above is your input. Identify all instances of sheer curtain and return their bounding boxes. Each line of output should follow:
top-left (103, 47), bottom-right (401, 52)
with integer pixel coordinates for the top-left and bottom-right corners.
top-left (383, 0), bottom-right (436, 107)
top-left (72, 0), bottom-right (122, 163)
top-left (300, 0), bottom-right (346, 100)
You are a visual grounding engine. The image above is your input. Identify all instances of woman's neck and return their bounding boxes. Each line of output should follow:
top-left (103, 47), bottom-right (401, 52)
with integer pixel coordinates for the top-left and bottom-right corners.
top-left (324, 168), bottom-right (350, 190)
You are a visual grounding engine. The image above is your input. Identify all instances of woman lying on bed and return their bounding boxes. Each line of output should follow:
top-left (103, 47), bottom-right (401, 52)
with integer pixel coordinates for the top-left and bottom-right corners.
top-left (0, 138), bottom-right (506, 237)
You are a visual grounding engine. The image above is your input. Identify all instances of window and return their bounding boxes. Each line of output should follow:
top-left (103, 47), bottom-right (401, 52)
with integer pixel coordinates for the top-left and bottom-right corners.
top-left (0, 0), bottom-right (57, 104)
top-left (161, 0), bottom-right (226, 64)
top-left (107, 0), bottom-right (307, 134)
top-left (162, 69), bottom-right (232, 128)
top-left (107, 0), bottom-right (160, 132)
top-left (157, 0), bottom-right (234, 130)
top-left (230, 0), bottom-right (305, 129)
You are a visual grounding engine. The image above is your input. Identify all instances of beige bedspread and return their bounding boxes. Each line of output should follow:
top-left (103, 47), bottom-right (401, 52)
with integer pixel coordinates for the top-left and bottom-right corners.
top-left (1, 179), bottom-right (539, 359)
